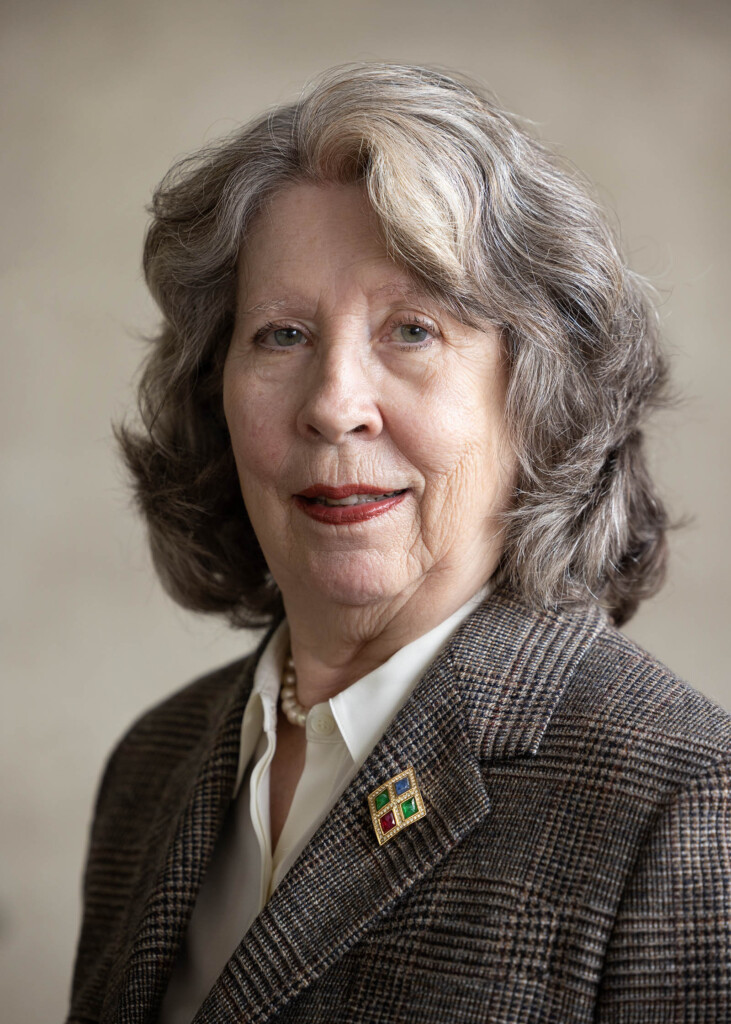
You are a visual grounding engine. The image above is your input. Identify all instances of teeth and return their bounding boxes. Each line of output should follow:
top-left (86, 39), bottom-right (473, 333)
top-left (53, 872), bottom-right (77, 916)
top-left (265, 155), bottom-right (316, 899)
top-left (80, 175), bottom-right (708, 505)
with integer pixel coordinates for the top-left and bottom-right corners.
top-left (313, 490), bottom-right (402, 507)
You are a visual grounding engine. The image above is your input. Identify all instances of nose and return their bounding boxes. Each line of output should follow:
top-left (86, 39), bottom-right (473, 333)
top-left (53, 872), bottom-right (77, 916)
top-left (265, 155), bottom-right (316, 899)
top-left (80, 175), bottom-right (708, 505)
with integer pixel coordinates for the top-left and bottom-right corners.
top-left (296, 343), bottom-right (383, 444)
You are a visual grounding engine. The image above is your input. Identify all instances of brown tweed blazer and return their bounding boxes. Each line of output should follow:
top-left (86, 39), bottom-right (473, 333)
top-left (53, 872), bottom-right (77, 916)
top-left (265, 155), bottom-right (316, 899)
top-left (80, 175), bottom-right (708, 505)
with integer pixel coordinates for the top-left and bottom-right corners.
top-left (68, 588), bottom-right (731, 1023)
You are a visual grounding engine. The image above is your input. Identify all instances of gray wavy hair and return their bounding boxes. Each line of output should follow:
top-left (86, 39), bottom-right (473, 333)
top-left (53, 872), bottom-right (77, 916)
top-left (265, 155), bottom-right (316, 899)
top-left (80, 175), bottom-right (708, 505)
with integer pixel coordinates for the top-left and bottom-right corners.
top-left (119, 62), bottom-right (669, 628)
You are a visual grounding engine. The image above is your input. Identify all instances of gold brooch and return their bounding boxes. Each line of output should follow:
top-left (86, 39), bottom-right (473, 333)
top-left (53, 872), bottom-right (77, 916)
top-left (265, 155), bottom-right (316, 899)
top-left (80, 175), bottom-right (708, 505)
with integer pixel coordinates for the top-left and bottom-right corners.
top-left (367, 766), bottom-right (426, 845)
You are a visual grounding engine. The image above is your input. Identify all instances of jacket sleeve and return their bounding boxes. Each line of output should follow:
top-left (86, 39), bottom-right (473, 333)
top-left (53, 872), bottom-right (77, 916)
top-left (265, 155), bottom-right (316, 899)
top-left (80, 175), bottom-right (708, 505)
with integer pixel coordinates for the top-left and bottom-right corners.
top-left (595, 758), bottom-right (731, 1022)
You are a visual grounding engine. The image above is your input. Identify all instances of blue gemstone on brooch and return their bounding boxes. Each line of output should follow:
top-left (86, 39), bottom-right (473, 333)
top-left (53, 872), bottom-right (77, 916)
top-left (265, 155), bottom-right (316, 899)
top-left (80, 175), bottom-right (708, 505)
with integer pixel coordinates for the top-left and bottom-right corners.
top-left (394, 776), bottom-right (410, 796)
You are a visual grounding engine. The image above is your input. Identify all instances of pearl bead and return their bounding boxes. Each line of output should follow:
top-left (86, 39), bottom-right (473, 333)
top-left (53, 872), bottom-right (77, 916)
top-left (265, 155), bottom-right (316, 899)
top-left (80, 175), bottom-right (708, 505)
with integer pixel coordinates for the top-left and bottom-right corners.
top-left (280, 652), bottom-right (309, 727)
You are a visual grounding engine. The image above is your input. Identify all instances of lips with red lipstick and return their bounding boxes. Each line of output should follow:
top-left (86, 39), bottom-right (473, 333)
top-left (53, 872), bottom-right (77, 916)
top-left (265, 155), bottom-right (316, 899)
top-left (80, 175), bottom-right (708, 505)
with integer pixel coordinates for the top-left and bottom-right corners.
top-left (294, 484), bottom-right (408, 524)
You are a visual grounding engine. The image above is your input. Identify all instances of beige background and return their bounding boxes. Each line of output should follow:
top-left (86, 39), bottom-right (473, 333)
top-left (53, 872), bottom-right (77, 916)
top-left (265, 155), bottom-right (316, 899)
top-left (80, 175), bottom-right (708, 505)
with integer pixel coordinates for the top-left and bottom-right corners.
top-left (2, 0), bottom-right (729, 1019)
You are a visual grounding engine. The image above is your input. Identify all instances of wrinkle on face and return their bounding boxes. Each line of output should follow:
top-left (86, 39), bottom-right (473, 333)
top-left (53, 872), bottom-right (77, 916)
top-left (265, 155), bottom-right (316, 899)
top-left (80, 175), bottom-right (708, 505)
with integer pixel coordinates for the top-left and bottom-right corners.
top-left (223, 181), bottom-right (517, 651)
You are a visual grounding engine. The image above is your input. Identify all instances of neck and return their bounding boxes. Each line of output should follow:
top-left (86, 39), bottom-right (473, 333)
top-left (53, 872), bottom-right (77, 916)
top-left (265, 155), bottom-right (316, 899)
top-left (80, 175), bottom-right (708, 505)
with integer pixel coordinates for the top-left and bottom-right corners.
top-left (281, 571), bottom-right (490, 708)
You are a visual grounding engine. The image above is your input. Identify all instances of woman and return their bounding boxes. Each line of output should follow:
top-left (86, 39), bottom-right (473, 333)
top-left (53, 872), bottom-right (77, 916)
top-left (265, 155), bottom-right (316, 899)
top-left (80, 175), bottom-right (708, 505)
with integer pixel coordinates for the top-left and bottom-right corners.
top-left (69, 64), bottom-right (731, 1023)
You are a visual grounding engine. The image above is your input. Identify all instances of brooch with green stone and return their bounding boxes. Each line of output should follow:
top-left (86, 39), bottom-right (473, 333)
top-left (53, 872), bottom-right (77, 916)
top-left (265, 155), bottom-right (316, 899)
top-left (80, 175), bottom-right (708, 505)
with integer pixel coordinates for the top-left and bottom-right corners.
top-left (368, 766), bottom-right (426, 845)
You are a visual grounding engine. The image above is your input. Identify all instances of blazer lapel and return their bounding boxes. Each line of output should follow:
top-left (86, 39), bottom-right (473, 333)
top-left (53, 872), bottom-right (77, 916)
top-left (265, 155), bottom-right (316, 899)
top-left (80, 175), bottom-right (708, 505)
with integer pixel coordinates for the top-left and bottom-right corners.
top-left (104, 655), bottom-right (257, 1024)
top-left (193, 651), bottom-right (490, 1024)
top-left (193, 588), bottom-right (605, 1024)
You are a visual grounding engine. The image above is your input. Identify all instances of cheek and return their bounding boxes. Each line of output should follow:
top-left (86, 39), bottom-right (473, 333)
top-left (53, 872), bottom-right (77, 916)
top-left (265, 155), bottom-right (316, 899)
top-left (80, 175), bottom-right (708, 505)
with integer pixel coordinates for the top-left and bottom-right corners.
top-left (396, 383), bottom-right (508, 482)
top-left (395, 375), bottom-right (514, 526)
top-left (223, 374), bottom-right (289, 493)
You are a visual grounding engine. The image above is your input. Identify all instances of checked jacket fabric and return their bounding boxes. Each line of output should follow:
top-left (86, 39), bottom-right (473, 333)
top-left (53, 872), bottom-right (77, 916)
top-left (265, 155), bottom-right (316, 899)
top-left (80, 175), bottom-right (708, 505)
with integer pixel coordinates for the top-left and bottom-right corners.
top-left (68, 587), bottom-right (731, 1023)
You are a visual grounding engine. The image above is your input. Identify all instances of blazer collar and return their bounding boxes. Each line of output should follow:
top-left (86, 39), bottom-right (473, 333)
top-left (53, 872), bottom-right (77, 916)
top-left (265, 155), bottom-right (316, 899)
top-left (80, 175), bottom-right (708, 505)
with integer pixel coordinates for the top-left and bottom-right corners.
top-left (187, 587), bottom-right (606, 1023)
top-left (449, 586), bottom-right (606, 759)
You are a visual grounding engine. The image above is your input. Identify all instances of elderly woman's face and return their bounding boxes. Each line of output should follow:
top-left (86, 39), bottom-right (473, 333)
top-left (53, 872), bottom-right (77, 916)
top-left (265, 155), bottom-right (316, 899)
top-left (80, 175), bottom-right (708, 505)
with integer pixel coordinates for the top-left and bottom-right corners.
top-left (224, 183), bottom-right (515, 611)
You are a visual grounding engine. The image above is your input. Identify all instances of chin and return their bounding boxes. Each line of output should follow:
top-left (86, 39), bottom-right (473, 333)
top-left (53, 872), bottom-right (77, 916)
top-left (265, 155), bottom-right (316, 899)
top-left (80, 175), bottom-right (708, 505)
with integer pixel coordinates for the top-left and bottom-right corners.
top-left (300, 551), bottom-right (408, 607)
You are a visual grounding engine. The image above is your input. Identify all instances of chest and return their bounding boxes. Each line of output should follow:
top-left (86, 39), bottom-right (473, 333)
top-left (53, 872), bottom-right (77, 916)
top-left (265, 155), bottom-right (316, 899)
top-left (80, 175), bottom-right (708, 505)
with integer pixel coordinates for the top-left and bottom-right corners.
top-left (268, 809), bottom-right (626, 1024)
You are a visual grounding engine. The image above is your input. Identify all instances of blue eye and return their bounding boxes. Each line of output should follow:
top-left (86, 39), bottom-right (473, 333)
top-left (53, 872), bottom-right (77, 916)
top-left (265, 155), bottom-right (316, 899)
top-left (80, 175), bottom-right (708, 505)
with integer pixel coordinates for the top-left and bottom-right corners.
top-left (272, 328), bottom-right (305, 347)
top-left (253, 324), bottom-right (308, 350)
top-left (398, 324), bottom-right (429, 344)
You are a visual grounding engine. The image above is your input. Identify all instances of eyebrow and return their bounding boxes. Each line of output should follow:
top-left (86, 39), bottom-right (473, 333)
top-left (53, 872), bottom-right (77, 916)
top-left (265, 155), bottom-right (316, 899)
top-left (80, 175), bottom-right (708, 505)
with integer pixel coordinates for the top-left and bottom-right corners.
top-left (239, 298), bottom-right (301, 317)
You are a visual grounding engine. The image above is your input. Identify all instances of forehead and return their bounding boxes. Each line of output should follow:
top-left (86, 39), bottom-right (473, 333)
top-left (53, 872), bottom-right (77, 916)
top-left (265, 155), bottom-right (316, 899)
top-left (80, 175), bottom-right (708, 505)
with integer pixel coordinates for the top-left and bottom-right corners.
top-left (246, 180), bottom-right (374, 245)
top-left (237, 182), bottom-right (418, 309)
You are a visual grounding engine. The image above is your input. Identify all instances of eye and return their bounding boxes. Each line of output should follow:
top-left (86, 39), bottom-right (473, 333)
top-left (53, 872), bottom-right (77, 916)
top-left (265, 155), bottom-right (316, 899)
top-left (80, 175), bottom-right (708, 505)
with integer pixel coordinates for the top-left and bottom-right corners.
top-left (398, 324), bottom-right (429, 344)
top-left (254, 324), bottom-right (308, 350)
top-left (388, 315), bottom-right (439, 350)
top-left (272, 328), bottom-right (306, 347)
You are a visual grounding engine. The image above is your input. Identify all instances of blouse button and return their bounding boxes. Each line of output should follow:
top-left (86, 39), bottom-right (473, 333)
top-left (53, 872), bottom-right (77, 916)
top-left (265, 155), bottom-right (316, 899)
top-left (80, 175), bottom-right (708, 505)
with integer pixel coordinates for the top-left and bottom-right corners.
top-left (311, 710), bottom-right (336, 737)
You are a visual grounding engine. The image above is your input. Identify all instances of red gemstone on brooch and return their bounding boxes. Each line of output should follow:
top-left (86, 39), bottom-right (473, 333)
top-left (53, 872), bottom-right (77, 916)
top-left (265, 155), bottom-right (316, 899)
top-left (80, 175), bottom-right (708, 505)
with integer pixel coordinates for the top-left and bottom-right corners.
top-left (380, 811), bottom-right (397, 833)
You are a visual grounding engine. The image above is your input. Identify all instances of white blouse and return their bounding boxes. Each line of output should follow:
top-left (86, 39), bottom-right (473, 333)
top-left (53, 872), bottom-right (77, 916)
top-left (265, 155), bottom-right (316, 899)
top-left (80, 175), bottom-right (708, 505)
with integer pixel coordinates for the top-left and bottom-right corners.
top-left (160, 586), bottom-right (489, 1024)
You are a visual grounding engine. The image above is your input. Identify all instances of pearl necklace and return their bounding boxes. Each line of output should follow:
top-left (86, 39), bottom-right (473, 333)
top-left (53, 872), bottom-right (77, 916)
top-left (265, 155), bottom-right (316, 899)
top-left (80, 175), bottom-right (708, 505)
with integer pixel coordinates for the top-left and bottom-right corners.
top-left (280, 654), bottom-right (309, 727)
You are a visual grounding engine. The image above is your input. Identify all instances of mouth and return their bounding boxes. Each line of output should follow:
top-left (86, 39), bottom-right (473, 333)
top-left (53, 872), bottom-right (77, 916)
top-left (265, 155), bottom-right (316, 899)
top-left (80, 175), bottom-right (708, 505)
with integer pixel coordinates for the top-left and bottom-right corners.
top-left (294, 484), bottom-right (408, 524)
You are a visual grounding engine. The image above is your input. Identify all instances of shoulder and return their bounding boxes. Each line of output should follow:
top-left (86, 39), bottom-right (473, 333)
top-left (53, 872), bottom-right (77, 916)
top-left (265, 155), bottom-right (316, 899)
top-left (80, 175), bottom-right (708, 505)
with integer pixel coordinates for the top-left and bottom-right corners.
top-left (576, 628), bottom-right (731, 1015)
top-left (80, 644), bottom-right (263, 903)
top-left (93, 646), bottom-right (260, 815)
top-left (454, 587), bottom-right (731, 775)
top-left (551, 613), bottom-right (731, 796)
top-left (573, 617), bottom-right (730, 753)
top-left (460, 586), bottom-right (731, 795)
top-left (113, 652), bottom-right (253, 754)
